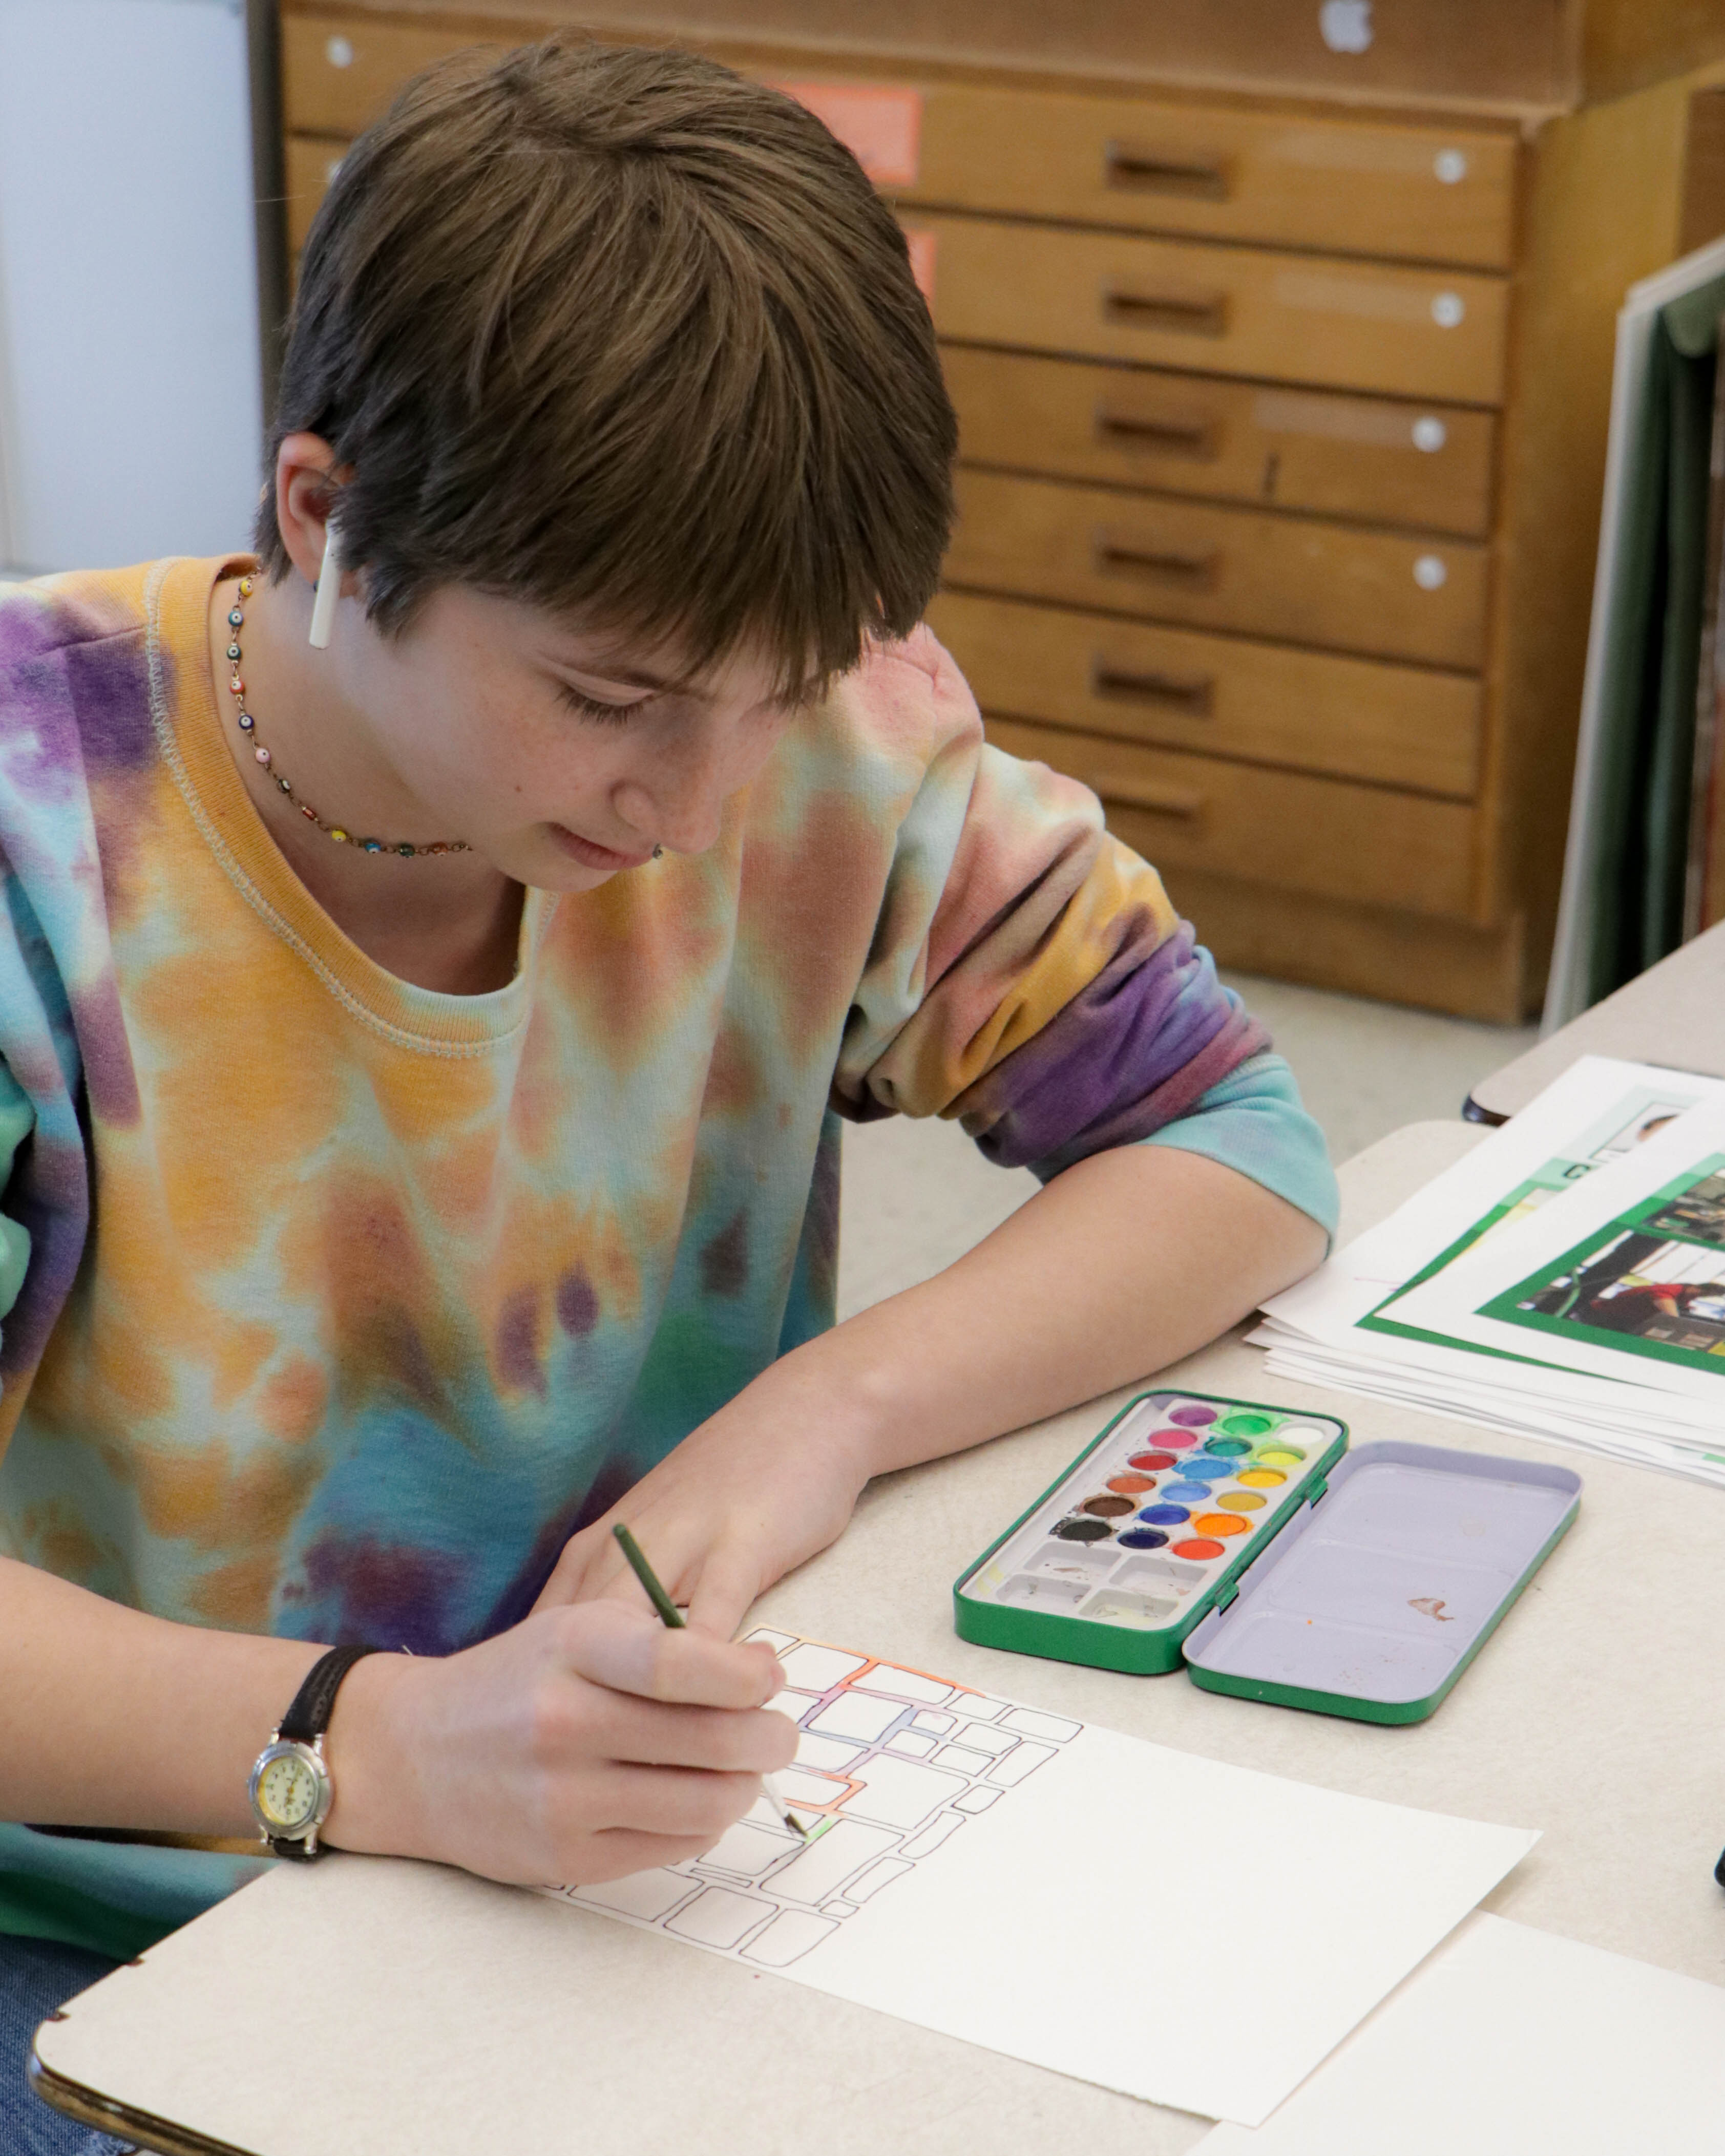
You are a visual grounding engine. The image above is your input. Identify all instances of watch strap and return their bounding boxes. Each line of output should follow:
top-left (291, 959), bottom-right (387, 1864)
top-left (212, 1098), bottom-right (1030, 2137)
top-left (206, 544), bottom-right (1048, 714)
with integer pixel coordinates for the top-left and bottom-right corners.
top-left (278, 1643), bottom-right (381, 1744)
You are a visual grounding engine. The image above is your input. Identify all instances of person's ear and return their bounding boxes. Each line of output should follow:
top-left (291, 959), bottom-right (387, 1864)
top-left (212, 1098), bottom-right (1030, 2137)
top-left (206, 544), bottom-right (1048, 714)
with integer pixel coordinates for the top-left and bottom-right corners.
top-left (274, 434), bottom-right (349, 598)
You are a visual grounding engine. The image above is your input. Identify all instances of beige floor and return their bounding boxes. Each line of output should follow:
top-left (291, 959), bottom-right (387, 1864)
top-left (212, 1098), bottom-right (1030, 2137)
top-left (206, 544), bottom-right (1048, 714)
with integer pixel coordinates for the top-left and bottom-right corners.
top-left (836, 969), bottom-right (1535, 1319)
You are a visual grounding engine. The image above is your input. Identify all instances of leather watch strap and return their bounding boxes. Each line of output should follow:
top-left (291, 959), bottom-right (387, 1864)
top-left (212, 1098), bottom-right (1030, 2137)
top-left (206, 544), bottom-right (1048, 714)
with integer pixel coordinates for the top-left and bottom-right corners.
top-left (278, 1643), bottom-right (381, 1744)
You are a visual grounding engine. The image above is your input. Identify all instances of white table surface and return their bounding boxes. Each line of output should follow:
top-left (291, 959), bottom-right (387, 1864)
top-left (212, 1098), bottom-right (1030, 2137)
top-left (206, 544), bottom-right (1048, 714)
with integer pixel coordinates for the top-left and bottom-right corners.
top-left (32, 1122), bottom-right (1725, 2156)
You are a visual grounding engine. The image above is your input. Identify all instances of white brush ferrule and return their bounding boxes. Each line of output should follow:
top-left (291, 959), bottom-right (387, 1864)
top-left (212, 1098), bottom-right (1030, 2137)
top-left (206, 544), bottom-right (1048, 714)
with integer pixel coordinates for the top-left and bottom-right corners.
top-left (307, 520), bottom-right (343, 649)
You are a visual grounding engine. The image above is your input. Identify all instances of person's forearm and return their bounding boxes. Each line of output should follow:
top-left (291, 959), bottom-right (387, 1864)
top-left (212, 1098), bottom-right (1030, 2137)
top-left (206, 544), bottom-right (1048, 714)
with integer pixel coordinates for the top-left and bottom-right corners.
top-left (748, 1145), bottom-right (1325, 1479)
top-left (0, 1554), bottom-right (322, 1831)
top-left (2, 1554), bottom-right (797, 1887)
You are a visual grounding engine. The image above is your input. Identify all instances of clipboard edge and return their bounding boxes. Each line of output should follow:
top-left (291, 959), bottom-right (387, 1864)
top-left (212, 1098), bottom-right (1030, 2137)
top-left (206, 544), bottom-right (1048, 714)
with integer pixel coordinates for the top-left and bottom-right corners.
top-left (27, 2040), bottom-right (259, 2156)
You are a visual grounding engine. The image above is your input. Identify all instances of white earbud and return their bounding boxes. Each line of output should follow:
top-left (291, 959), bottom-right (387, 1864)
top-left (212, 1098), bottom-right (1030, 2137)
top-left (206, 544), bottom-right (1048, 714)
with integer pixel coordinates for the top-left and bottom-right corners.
top-left (307, 519), bottom-right (344, 649)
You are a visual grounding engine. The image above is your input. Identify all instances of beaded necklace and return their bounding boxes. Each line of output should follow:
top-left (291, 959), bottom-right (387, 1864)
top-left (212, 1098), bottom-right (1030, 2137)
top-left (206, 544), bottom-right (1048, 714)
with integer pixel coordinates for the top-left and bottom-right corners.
top-left (223, 576), bottom-right (470, 859)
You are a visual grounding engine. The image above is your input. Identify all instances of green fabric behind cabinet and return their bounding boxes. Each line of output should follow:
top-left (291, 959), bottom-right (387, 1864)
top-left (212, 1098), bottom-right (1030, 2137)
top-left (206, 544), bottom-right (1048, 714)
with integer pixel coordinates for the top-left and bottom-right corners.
top-left (1547, 254), bottom-right (1725, 1028)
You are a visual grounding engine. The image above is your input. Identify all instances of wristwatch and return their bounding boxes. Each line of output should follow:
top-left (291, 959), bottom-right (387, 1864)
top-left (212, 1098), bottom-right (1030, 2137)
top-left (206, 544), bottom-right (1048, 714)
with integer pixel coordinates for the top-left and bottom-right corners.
top-left (248, 1644), bottom-right (381, 1859)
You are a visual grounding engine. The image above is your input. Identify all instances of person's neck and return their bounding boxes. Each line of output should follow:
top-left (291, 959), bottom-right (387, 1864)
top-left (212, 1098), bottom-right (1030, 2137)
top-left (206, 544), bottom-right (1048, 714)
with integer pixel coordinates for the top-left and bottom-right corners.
top-left (207, 568), bottom-right (523, 996)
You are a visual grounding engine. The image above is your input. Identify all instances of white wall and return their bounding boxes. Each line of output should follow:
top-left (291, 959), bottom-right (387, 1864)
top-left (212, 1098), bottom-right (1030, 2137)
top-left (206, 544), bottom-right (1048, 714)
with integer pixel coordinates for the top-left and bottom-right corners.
top-left (0, 0), bottom-right (264, 573)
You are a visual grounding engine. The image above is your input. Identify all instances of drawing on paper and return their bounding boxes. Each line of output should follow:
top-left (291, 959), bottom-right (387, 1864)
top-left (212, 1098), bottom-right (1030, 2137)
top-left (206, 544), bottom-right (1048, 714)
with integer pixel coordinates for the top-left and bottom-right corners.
top-left (541, 1633), bottom-right (1081, 1967)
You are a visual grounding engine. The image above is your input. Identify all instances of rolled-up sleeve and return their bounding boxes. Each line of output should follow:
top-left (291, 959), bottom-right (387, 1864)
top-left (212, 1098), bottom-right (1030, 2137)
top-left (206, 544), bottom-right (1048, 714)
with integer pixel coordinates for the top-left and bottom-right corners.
top-left (1139, 1050), bottom-right (1337, 1240)
top-left (829, 629), bottom-right (1337, 1239)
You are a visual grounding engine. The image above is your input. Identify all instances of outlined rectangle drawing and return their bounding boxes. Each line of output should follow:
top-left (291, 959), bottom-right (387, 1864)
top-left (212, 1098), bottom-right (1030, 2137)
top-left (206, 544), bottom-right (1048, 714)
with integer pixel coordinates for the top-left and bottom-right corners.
top-left (544, 1634), bottom-right (1070, 1964)
top-left (537, 1631), bottom-right (1538, 2127)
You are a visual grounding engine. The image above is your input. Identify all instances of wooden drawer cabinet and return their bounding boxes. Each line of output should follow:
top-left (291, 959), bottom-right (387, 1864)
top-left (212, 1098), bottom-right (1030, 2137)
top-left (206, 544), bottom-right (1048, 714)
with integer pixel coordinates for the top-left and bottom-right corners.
top-left (929, 590), bottom-right (1480, 797)
top-left (286, 0), bottom-right (1711, 1019)
top-left (917, 213), bottom-right (1508, 405)
top-left (902, 89), bottom-right (1517, 270)
top-left (285, 26), bottom-right (1518, 278)
top-left (942, 349), bottom-right (1496, 538)
top-left (945, 469), bottom-right (1488, 670)
top-left (983, 716), bottom-right (1476, 919)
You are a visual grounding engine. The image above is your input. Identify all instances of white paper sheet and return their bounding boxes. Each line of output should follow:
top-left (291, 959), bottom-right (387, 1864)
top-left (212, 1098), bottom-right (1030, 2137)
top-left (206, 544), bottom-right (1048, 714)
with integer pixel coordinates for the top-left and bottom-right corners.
top-left (1395, 1101), bottom-right (1725, 1404)
top-left (1195, 1912), bottom-right (1725, 2155)
top-left (1263, 1057), bottom-right (1725, 1345)
top-left (540, 1632), bottom-right (1537, 2127)
top-left (1252, 1061), bottom-right (1725, 1481)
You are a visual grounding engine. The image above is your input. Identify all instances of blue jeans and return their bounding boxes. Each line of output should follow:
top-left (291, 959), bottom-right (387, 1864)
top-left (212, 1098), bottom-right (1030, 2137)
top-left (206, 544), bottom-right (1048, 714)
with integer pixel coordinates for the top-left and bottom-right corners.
top-left (0, 1933), bottom-right (134, 2153)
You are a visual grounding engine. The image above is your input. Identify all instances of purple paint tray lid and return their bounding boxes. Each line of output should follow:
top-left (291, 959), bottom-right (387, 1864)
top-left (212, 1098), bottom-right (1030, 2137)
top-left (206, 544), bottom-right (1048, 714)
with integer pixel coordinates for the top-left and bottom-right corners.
top-left (1181, 1441), bottom-right (1581, 1724)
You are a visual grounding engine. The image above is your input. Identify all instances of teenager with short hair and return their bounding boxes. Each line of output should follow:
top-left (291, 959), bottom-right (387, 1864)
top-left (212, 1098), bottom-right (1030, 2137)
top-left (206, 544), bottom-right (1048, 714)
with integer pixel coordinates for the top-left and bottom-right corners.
top-left (0, 40), bottom-right (1334, 2145)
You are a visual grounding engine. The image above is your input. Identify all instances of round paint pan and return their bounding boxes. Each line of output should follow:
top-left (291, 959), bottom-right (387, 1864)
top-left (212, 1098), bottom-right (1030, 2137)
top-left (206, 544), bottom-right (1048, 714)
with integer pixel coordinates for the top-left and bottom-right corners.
top-left (1160, 1481), bottom-right (1212, 1505)
top-left (1171, 1537), bottom-right (1225, 1561)
top-left (1118, 1527), bottom-right (1168, 1550)
top-left (1253, 1443), bottom-right (1307, 1468)
top-left (1081, 1493), bottom-right (1137, 1518)
top-left (1215, 1410), bottom-right (1279, 1440)
top-left (1166, 1402), bottom-right (1219, 1427)
top-left (1203, 1436), bottom-right (1253, 1457)
top-left (1054, 1516), bottom-right (1113, 1543)
top-left (1138, 1502), bottom-right (1189, 1526)
top-left (1106, 1472), bottom-right (1157, 1494)
top-left (1128, 1449), bottom-right (1180, 1471)
top-left (1237, 1466), bottom-right (1287, 1489)
top-left (1193, 1512), bottom-right (1249, 1539)
top-left (1215, 1489), bottom-right (1266, 1512)
top-left (1176, 1456), bottom-right (1233, 1482)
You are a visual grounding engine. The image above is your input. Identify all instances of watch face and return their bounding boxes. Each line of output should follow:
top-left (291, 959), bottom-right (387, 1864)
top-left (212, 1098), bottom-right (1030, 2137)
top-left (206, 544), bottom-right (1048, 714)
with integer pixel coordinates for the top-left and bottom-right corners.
top-left (257, 1750), bottom-right (321, 1832)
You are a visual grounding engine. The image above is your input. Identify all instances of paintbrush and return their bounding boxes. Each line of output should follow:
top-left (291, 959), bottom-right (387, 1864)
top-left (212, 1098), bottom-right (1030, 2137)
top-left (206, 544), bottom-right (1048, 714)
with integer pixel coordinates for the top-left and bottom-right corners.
top-left (612, 1523), bottom-right (808, 1841)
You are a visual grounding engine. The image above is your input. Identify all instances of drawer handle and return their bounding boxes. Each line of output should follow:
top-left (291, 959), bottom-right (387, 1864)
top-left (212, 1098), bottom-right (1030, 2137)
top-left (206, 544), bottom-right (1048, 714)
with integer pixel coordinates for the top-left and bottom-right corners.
top-left (1089, 774), bottom-right (1206, 822)
top-left (1103, 283), bottom-right (1228, 337)
top-left (1104, 140), bottom-right (1231, 201)
top-left (1093, 405), bottom-right (1217, 459)
top-left (1092, 660), bottom-right (1214, 717)
top-left (1093, 532), bottom-right (1218, 588)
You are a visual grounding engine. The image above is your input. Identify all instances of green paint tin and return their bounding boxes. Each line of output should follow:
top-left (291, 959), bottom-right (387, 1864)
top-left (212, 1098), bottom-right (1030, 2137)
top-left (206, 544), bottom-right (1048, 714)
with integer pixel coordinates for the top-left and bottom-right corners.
top-left (954, 1393), bottom-right (1582, 1721)
top-left (953, 1388), bottom-right (1348, 1676)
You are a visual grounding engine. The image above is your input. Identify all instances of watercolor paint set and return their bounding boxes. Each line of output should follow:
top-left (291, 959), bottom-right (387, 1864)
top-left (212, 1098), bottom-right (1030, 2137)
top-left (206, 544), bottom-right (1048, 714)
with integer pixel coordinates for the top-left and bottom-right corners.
top-left (953, 1389), bottom-right (1348, 1675)
top-left (955, 1391), bottom-right (1582, 1720)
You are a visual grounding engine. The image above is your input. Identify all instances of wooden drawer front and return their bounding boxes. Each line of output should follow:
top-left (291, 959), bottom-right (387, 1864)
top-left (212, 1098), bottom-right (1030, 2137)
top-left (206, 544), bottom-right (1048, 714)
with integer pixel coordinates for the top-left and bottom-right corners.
top-left (916, 214), bottom-right (1507, 405)
top-left (906, 88), bottom-right (1514, 270)
top-left (946, 469), bottom-right (1487, 670)
top-left (284, 14), bottom-right (496, 135)
top-left (981, 715), bottom-right (1475, 919)
top-left (286, 134), bottom-right (349, 254)
top-left (941, 349), bottom-right (1494, 538)
top-left (927, 590), bottom-right (1479, 799)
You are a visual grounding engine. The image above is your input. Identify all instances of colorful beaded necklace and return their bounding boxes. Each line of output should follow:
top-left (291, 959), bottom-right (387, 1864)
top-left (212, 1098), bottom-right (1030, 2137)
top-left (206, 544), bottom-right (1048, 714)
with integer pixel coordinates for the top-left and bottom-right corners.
top-left (223, 576), bottom-right (471, 858)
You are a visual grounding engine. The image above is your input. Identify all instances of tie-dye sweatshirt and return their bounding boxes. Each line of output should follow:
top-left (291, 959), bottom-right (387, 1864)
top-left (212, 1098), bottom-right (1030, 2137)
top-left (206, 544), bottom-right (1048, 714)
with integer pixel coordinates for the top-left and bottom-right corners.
top-left (0, 557), bottom-right (1334, 1954)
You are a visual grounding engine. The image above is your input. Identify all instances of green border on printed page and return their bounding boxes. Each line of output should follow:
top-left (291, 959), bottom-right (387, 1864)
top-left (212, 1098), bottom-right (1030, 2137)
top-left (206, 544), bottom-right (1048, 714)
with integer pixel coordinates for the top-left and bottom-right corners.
top-left (1480, 1152), bottom-right (1725, 1377)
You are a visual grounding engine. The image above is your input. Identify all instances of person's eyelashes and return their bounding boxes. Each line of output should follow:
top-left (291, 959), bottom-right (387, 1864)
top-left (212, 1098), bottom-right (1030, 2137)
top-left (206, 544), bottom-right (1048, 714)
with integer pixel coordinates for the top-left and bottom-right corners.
top-left (555, 682), bottom-right (649, 726)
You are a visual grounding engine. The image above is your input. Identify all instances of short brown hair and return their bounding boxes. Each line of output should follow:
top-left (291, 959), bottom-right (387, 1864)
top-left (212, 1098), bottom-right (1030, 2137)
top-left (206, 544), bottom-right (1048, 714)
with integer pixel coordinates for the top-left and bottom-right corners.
top-left (257, 37), bottom-right (955, 692)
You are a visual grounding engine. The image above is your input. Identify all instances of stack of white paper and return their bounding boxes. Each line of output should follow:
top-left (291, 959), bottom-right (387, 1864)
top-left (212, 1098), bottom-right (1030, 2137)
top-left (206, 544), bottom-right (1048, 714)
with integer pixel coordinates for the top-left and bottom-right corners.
top-left (1255, 1058), bottom-right (1725, 1486)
